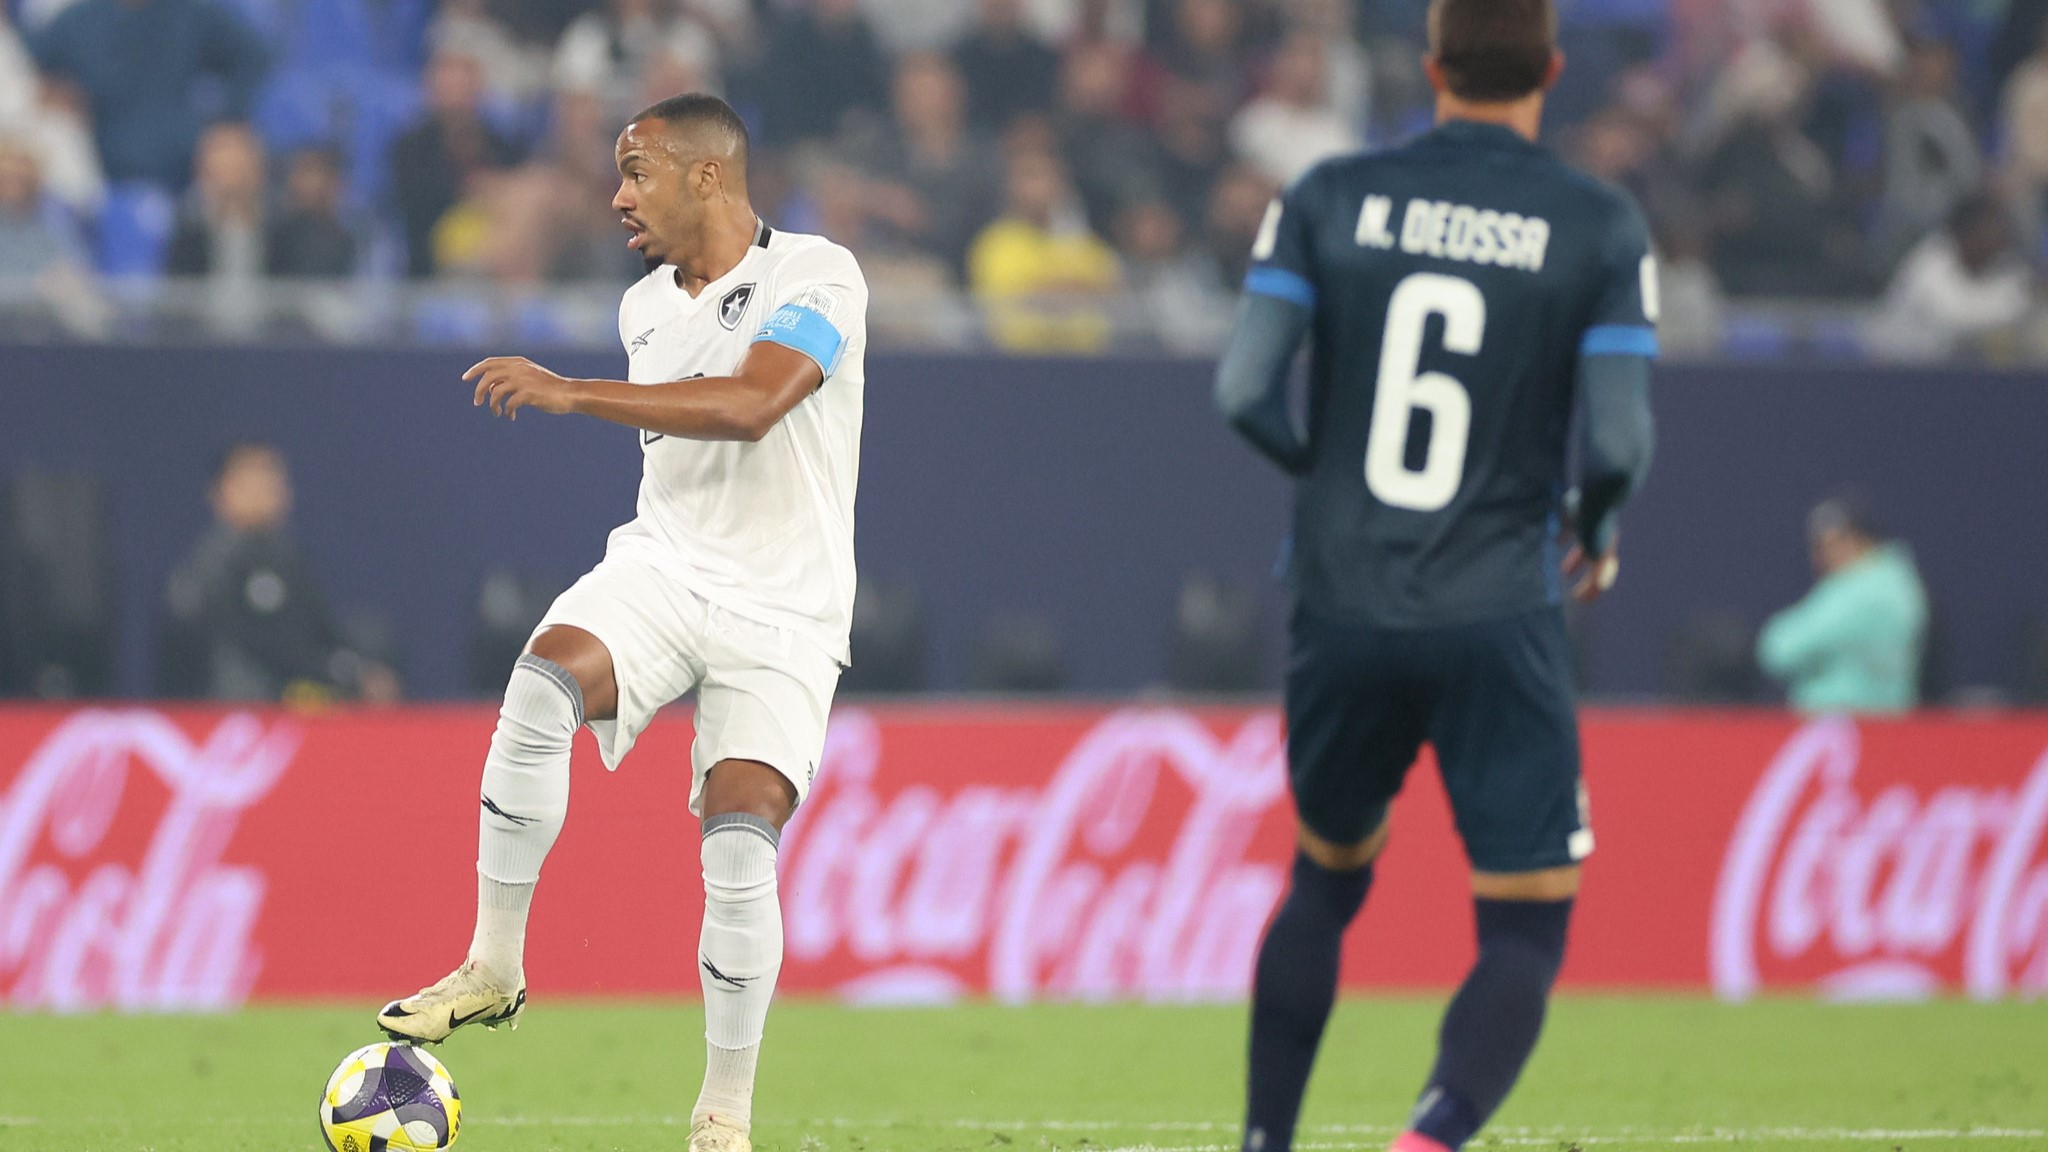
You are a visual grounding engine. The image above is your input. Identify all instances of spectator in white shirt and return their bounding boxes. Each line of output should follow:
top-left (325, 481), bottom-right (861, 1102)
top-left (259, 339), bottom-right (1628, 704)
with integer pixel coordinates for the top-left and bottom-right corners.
top-left (0, 11), bottom-right (100, 214)
top-left (553, 0), bottom-right (721, 123)
top-left (1228, 33), bottom-right (1358, 188)
top-left (1868, 193), bottom-right (2034, 362)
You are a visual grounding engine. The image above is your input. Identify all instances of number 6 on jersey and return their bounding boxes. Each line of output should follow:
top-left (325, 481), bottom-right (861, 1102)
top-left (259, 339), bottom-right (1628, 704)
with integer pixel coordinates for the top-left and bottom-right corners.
top-left (1366, 272), bottom-right (1484, 511)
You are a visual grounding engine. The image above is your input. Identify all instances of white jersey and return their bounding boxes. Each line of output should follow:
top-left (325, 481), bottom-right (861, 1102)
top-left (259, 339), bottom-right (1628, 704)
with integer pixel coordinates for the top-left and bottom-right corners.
top-left (605, 224), bottom-right (867, 664)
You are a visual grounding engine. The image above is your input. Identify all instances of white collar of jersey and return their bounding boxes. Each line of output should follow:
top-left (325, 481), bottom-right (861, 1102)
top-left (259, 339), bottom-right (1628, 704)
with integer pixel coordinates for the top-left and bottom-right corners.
top-left (665, 232), bottom-right (770, 303)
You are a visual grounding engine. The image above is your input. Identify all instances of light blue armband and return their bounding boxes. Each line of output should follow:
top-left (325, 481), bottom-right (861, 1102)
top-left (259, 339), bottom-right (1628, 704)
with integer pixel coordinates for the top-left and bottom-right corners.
top-left (1580, 324), bottom-right (1659, 358)
top-left (1243, 266), bottom-right (1316, 309)
top-left (753, 304), bottom-right (846, 376)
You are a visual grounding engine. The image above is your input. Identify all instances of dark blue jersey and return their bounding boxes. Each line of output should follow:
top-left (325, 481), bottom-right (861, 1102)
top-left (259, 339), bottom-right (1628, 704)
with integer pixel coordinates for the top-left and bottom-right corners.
top-left (1243, 120), bottom-right (1658, 629)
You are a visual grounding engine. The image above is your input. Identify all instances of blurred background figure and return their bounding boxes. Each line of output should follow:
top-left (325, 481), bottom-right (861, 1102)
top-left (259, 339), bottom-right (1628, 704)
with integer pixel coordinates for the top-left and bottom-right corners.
top-left (25, 0), bottom-right (267, 190)
top-left (969, 139), bottom-right (1119, 352)
top-left (391, 49), bottom-right (519, 278)
top-left (1874, 37), bottom-right (1981, 266)
top-left (553, 0), bottom-right (723, 124)
top-left (1051, 39), bottom-right (1154, 237)
top-left (850, 50), bottom-right (1000, 280)
top-left (265, 147), bottom-right (358, 279)
top-left (1115, 196), bottom-right (1229, 355)
top-left (1868, 192), bottom-right (2033, 363)
top-left (167, 123), bottom-right (269, 278)
top-left (1757, 494), bottom-right (1928, 715)
top-left (1228, 32), bottom-right (1357, 187)
top-left (1999, 23), bottom-right (2048, 250)
top-left (953, 0), bottom-right (1060, 134)
top-left (160, 442), bottom-right (399, 704)
top-left (0, 9), bottom-right (103, 217)
top-left (753, 0), bottom-right (888, 146)
top-left (0, 135), bottom-right (103, 337)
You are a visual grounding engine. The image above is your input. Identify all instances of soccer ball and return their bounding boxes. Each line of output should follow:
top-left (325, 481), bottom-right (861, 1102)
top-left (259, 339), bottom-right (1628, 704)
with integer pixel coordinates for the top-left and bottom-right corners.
top-left (318, 1041), bottom-right (462, 1151)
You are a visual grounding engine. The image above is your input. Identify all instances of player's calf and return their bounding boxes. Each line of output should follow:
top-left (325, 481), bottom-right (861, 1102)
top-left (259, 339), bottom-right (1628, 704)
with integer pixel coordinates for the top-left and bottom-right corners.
top-left (1398, 895), bottom-right (1574, 1152)
top-left (693, 766), bottom-right (792, 1136)
top-left (1243, 837), bottom-right (1380, 1152)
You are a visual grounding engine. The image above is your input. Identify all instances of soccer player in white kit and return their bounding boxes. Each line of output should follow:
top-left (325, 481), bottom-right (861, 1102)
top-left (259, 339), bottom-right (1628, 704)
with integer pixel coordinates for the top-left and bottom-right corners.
top-left (375, 93), bottom-right (867, 1152)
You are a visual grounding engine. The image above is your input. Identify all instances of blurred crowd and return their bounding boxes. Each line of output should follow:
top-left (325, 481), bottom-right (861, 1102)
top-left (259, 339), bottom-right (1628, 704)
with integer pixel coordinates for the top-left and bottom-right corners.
top-left (4, 0), bottom-right (2048, 357)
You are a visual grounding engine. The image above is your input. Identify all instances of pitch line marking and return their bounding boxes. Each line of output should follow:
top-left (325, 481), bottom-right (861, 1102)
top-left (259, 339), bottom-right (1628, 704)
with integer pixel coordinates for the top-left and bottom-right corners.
top-left (469, 1116), bottom-right (2047, 1143)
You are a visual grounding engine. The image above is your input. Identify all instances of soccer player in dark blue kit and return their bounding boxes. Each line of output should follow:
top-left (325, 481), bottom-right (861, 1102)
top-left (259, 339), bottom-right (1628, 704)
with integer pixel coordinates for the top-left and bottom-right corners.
top-left (1213, 2), bottom-right (1656, 1151)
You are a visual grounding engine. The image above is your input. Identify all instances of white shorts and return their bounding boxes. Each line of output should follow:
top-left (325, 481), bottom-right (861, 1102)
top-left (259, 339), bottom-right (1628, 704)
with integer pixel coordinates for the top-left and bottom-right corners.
top-left (533, 551), bottom-right (841, 814)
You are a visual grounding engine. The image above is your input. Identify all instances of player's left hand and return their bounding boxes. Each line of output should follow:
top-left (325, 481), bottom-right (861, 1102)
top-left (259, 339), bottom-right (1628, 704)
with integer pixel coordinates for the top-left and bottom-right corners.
top-left (1561, 540), bottom-right (1620, 603)
top-left (464, 357), bottom-right (582, 420)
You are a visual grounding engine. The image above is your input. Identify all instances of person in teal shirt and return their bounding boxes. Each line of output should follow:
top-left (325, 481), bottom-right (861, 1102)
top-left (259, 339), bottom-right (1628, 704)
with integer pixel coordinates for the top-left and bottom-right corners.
top-left (1758, 496), bottom-right (1929, 713)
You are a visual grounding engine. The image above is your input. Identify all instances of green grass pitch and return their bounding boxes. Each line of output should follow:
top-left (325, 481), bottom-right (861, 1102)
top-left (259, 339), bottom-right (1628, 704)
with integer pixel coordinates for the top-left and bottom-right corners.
top-left (1, 997), bottom-right (2043, 1151)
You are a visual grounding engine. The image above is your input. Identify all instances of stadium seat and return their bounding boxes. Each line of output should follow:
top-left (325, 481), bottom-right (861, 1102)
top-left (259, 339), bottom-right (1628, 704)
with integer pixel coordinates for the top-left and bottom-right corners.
top-left (0, 472), bottom-right (118, 698)
top-left (412, 294), bottom-right (496, 345)
top-left (1661, 611), bottom-right (1761, 704)
top-left (94, 182), bottom-right (177, 278)
top-left (970, 616), bottom-right (1068, 693)
top-left (2017, 616), bottom-right (2048, 706)
top-left (1810, 316), bottom-right (1869, 361)
top-left (1719, 316), bottom-right (1794, 361)
top-left (840, 578), bottom-right (927, 694)
top-left (1165, 574), bottom-right (1266, 693)
top-left (468, 569), bottom-right (568, 696)
top-left (511, 298), bottom-right (576, 346)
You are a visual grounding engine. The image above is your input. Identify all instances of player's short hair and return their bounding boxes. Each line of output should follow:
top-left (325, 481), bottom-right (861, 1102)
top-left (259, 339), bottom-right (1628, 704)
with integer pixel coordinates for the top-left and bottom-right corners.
top-left (629, 92), bottom-right (750, 168)
top-left (1427, 0), bottom-right (1558, 103)
top-left (212, 440), bottom-right (280, 483)
top-left (1808, 492), bottom-right (1885, 544)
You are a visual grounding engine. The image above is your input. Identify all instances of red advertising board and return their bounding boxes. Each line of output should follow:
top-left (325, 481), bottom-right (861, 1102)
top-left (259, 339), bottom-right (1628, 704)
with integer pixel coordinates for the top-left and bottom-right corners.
top-left (1, 704), bottom-right (2044, 1009)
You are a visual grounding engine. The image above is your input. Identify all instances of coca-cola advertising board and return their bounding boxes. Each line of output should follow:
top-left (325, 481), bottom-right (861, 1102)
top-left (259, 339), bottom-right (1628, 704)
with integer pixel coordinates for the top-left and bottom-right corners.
top-left (1, 704), bottom-right (2044, 1012)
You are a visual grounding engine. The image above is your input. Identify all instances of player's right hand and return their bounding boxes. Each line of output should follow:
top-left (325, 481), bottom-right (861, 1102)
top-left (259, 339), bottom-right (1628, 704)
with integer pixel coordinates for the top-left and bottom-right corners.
top-left (1561, 541), bottom-right (1620, 603)
top-left (465, 356), bottom-right (582, 420)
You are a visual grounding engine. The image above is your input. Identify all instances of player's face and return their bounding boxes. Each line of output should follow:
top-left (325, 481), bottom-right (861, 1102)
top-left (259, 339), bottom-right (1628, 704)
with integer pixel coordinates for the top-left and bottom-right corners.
top-left (612, 121), bottom-right (703, 265)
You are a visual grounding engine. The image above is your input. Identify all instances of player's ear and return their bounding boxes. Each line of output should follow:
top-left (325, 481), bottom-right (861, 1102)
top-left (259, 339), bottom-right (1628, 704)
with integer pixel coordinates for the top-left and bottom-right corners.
top-left (1422, 53), bottom-right (1446, 95)
top-left (1543, 50), bottom-right (1565, 90)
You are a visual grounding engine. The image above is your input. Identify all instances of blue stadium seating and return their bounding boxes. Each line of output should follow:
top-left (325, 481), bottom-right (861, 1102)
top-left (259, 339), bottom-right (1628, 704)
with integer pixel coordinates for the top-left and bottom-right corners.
top-left (1719, 316), bottom-right (1794, 361)
top-left (411, 293), bottom-right (494, 344)
top-left (94, 183), bottom-right (177, 278)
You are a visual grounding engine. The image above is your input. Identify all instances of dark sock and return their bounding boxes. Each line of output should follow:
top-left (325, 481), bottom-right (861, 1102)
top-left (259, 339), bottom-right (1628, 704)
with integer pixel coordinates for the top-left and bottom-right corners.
top-left (1409, 897), bottom-right (1573, 1150)
top-left (1241, 852), bottom-right (1374, 1152)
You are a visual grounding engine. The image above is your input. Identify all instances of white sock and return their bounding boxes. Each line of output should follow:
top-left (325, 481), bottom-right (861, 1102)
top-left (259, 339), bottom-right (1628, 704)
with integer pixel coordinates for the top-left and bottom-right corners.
top-left (467, 873), bottom-right (534, 984)
top-left (693, 813), bottom-right (782, 1130)
top-left (470, 654), bottom-right (580, 981)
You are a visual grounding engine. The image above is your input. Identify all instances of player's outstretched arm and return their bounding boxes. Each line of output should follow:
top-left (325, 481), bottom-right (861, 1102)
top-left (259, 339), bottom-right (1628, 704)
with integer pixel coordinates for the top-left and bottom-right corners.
top-left (465, 342), bottom-right (824, 442)
top-left (1214, 293), bottom-right (1311, 474)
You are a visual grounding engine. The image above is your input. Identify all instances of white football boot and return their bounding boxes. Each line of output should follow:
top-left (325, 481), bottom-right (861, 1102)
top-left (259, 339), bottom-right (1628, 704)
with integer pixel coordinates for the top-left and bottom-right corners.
top-left (687, 1115), bottom-right (752, 1152)
top-left (376, 959), bottom-right (526, 1043)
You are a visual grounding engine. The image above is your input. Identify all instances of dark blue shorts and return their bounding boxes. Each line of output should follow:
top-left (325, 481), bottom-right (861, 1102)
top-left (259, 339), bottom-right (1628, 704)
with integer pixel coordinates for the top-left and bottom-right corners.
top-left (1284, 605), bottom-right (1591, 873)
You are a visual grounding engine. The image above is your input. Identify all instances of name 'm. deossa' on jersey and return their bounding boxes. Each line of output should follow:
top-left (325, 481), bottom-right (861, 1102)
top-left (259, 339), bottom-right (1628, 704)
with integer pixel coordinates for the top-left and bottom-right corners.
top-left (1247, 119), bottom-right (1659, 629)
top-left (608, 224), bottom-right (869, 664)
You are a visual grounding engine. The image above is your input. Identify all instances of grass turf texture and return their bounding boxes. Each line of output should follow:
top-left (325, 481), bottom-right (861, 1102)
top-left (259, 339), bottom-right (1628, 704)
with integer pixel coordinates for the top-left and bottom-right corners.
top-left (0, 998), bottom-right (2042, 1151)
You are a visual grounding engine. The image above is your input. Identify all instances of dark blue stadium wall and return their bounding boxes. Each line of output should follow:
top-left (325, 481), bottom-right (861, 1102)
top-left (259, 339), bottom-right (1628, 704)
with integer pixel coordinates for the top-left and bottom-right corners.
top-left (2, 346), bottom-right (2043, 700)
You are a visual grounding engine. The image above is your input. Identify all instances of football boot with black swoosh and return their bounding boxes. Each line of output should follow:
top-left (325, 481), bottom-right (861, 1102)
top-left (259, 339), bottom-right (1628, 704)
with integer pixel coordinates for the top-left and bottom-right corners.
top-left (376, 959), bottom-right (526, 1043)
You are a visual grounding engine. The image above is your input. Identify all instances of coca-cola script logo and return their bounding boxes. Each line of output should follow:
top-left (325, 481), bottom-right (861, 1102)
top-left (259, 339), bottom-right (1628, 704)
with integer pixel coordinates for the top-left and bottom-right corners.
top-left (0, 710), bottom-right (299, 1011)
top-left (1711, 717), bottom-right (2048, 1001)
top-left (781, 708), bottom-right (1291, 1004)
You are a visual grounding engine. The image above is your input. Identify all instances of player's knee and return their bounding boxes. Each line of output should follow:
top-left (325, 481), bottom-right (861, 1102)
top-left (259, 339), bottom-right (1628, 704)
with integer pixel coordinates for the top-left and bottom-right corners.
top-left (700, 760), bottom-right (798, 830)
top-left (525, 625), bottom-right (618, 721)
top-left (701, 812), bottom-right (779, 904)
top-left (492, 654), bottom-right (583, 754)
top-left (1471, 864), bottom-right (1580, 902)
top-left (1297, 819), bottom-right (1389, 872)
